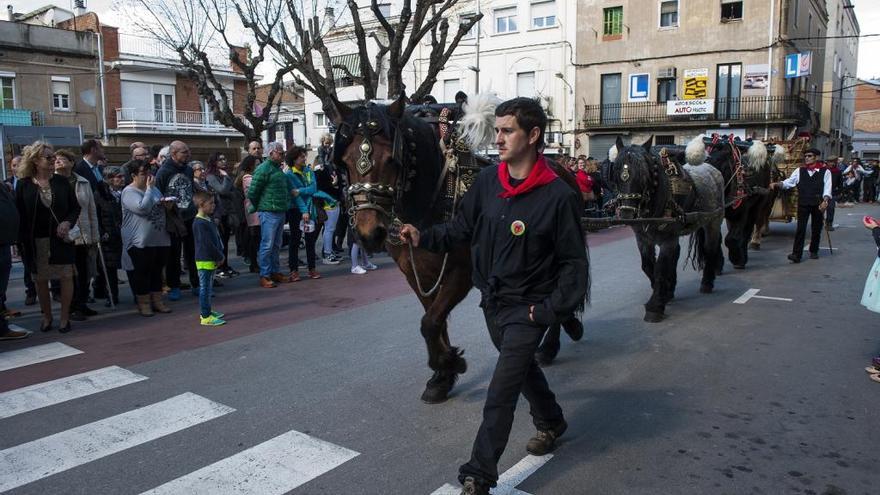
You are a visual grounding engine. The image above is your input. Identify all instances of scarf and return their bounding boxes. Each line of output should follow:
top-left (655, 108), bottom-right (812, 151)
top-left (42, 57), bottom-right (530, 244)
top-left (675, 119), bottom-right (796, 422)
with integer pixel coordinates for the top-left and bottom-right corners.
top-left (497, 154), bottom-right (557, 198)
top-left (806, 161), bottom-right (823, 172)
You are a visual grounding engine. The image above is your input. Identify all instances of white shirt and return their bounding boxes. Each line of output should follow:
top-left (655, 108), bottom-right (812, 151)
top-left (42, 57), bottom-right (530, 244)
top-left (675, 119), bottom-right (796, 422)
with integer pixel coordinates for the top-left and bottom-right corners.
top-left (780, 167), bottom-right (832, 200)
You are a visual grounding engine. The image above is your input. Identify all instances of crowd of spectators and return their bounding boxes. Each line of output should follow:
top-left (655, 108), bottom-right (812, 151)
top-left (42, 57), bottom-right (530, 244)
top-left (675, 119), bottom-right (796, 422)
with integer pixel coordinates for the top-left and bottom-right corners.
top-left (0, 135), bottom-right (378, 339)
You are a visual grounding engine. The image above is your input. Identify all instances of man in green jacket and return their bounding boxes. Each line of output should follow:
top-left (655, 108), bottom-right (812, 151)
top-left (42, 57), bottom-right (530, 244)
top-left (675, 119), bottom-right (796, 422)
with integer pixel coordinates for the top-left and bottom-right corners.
top-left (247, 142), bottom-right (291, 288)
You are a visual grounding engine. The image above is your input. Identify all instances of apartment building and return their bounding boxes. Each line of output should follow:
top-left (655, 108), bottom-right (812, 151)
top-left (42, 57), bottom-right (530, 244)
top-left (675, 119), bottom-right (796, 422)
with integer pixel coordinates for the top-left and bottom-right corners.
top-left (256, 82), bottom-right (307, 148)
top-left (819, 0), bottom-right (859, 158)
top-left (303, 0), bottom-right (578, 154)
top-left (0, 17), bottom-right (101, 176)
top-left (575, 0), bottom-right (830, 157)
top-left (853, 79), bottom-right (880, 160)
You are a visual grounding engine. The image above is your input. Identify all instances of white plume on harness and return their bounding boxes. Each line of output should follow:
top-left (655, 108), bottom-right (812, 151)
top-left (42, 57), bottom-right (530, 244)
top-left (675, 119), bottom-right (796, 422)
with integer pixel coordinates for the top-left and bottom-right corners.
top-left (458, 93), bottom-right (503, 150)
top-left (608, 145), bottom-right (619, 163)
top-left (771, 144), bottom-right (788, 166)
top-left (745, 140), bottom-right (768, 170)
top-left (685, 135), bottom-right (707, 166)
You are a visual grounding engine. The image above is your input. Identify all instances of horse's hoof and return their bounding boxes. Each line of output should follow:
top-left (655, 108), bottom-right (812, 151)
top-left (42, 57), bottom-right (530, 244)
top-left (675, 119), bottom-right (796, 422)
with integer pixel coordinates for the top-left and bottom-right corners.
top-left (644, 311), bottom-right (665, 323)
top-left (733, 264), bottom-right (746, 270)
top-left (420, 387), bottom-right (450, 404)
top-left (700, 284), bottom-right (714, 294)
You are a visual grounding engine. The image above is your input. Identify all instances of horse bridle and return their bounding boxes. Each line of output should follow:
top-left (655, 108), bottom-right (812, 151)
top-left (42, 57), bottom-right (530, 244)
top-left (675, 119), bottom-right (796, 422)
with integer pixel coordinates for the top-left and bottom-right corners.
top-left (614, 150), bottom-right (674, 220)
top-left (337, 105), bottom-right (415, 241)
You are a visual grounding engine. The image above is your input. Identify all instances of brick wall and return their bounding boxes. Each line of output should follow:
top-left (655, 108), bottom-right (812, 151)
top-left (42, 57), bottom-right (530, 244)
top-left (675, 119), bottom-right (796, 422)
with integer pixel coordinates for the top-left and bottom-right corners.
top-left (855, 82), bottom-right (880, 113)
top-left (234, 80), bottom-right (247, 114)
top-left (175, 74), bottom-right (202, 113)
top-left (56, 12), bottom-right (100, 33)
top-left (856, 111), bottom-right (880, 133)
top-left (231, 46), bottom-right (247, 74)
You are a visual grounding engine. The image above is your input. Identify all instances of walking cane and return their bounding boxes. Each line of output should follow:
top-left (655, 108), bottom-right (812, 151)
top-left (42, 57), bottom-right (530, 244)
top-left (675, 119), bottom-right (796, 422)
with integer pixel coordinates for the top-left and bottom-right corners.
top-left (824, 224), bottom-right (833, 255)
top-left (96, 241), bottom-right (115, 309)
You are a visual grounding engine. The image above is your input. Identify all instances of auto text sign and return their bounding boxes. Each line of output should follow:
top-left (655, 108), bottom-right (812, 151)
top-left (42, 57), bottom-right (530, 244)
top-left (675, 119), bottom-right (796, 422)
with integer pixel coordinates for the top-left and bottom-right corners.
top-left (666, 99), bottom-right (715, 115)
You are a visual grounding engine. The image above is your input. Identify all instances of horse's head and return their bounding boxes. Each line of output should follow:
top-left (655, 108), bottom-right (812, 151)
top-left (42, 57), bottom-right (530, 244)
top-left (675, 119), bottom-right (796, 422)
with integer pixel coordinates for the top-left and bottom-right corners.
top-left (330, 96), bottom-right (408, 252)
top-left (609, 136), bottom-right (657, 220)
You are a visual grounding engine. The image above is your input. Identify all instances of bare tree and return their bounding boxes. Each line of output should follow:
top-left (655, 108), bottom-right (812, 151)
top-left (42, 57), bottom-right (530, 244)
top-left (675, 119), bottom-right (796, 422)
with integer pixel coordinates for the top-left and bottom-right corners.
top-left (236, 0), bottom-right (481, 111)
top-left (124, 0), bottom-right (291, 143)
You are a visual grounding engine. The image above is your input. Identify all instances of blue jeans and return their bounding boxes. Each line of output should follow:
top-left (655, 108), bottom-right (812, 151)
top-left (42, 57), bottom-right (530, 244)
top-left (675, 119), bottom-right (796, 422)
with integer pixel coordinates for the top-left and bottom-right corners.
top-left (257, 211), bottom-right (285, 278)
top-left (197, 269), bottom-right (215, 318)
top-left (322, 206), bottom-right (340, 256)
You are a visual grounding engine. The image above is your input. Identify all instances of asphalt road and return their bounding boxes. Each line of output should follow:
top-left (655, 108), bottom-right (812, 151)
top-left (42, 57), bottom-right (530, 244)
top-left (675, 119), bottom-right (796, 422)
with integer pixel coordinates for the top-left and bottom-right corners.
top-left (1, 205), bottom-right (879, 495)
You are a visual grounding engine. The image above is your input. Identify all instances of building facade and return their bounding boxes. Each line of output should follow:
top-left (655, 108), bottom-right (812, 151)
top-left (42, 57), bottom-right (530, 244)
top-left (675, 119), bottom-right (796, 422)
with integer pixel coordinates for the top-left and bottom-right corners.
top-left (257, 82), bottom-right (306, 148)
top-left (853, 79), bottom-right (880, 160)
top-left (302, 0), bottom-right (578, 155)
top-left (0, 18), bottom-right (102, 137)
top-left (818, 0), bottom-right (859, 159)
top-left (575, 0), bottom-right (829, 157)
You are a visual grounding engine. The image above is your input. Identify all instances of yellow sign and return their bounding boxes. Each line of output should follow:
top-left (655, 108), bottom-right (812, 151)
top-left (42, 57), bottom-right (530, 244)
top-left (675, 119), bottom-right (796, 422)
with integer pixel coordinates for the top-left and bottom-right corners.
top-left (683, 68), bottom-right (708, 100)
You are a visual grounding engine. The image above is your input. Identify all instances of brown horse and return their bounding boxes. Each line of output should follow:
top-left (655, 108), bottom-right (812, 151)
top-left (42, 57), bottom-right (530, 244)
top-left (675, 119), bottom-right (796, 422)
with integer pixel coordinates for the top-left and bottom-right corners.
top-left (328, 95), bottom-right (583, 402)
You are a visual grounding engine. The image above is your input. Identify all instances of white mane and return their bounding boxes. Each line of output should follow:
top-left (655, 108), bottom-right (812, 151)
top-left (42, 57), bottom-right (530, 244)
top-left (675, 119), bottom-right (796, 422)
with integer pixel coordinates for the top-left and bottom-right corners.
top-left (458, 93), bottom-right (503, 150)
top-left (685, 135), bottom-right (707, 165)
top-left (746, 141), bottom-right (768, 170)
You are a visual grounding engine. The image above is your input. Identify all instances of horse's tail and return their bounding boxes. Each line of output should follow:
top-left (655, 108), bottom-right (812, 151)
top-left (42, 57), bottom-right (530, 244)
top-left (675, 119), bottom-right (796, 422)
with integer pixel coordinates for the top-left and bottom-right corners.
top-left (686, 228), bottom-right (708, 271)
top-left (459, 93), bottom-right (503, 150)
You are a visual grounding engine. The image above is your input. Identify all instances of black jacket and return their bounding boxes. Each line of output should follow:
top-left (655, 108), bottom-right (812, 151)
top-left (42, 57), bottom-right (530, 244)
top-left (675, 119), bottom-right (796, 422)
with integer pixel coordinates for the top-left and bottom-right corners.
top-left (74, 159), bottom-right (101, 191)
top-left (94, 182), bottom-right (123, 268)
top-left (154, 158), bottom-right (196, 220)
top-left (16, 175), bottom-right (81, 268)
top-left (0, 183), bottom-right (19, 245)
top-left (420, 164), bottom-right (588, 325)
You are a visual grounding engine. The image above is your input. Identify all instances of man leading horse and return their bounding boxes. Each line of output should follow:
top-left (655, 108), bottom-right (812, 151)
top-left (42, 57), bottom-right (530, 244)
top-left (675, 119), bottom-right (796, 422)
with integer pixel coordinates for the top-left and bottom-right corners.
top-left (399, 97), bottom-right (588, 495)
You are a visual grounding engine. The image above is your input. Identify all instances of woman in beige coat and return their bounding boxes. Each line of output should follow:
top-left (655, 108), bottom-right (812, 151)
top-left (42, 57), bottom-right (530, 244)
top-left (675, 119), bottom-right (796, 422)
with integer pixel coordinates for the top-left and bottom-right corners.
top-left (54, 149), bottom-right (100, 320)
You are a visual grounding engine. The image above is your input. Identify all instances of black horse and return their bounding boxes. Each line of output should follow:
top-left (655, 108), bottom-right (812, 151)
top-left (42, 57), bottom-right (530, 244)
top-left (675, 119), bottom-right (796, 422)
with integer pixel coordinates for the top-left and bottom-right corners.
top-left (607, 136), bottom-right (725, 322)
top-left (703, 138), bottom-right (775, 269)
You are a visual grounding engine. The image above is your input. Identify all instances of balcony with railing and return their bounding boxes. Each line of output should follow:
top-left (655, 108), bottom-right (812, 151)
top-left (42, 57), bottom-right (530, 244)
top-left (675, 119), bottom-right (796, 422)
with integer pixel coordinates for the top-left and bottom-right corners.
top-left (115, 108), bottom-right (243, 134)
top-left (582, 96), bottom-right (811, 131)
top-left (117, 33), bottom-right (231, 68)
top-left (0, 109), bottom-right (81, 127)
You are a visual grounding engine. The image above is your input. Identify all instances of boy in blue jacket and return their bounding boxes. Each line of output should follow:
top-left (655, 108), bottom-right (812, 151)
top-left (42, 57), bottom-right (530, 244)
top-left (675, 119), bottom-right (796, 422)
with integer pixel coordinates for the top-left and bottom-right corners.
top-left (193, 190), bottom-right (226, 326)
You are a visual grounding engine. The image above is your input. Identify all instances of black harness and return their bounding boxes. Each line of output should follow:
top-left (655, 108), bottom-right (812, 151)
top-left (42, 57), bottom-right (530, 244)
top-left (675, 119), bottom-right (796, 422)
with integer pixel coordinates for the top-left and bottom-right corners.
top-left (335, 104), bottom-right (417, 237)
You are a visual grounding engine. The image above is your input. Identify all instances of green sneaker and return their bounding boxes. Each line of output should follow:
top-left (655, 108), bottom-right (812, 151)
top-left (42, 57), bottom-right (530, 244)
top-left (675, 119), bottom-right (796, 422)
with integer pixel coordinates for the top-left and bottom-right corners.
top-left (210, 311), bottom-right (225, 319)
top-left (200, 315), bottom-right (226, 327)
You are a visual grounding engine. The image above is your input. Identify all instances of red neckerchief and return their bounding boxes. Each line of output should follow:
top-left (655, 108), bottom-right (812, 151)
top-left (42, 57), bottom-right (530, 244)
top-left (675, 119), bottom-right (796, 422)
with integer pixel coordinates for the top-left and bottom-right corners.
top-left (805, 161), bottom-right (823, 172)
top-left (497, 154), bottom-right (557, 198)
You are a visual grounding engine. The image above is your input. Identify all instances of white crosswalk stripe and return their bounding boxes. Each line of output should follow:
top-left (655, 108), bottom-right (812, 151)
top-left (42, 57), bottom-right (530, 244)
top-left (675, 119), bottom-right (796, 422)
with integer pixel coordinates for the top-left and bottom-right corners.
top-left (0, 366), bottom-right (148, 419)
top-left (140, 429), bottom-right (359, 495)
top-left (0, 392), bottom-right (234, 493)
top-left (431, 455), bottom-right (553, 495)
top-left (0, 342), bottom-right (83, 372)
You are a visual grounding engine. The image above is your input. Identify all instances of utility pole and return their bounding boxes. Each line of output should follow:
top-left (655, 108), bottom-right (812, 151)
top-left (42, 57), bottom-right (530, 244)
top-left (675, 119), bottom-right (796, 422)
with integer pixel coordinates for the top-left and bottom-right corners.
top-left (474, 0), bottom-right (481, 94)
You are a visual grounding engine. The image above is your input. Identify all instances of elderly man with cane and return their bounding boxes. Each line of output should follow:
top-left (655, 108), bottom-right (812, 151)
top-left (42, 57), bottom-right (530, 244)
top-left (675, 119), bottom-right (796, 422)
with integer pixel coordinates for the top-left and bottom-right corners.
top-left (771, 147), bottom-right (832, 263)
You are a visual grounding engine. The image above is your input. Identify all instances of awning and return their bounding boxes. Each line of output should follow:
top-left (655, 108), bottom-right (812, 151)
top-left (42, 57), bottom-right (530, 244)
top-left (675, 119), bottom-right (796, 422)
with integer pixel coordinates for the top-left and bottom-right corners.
top-left (331, 53), bottom-right (361, 80)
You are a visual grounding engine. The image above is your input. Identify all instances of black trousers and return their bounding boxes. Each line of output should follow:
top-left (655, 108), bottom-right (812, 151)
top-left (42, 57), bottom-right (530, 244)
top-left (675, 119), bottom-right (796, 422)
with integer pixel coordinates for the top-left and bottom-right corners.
top-left (793, 204), bottom-right (824, 257)
top-left (218, 216), bottom-right (231, 271)
top-left (287, 210), bottom-right (317, 271)
top-left (166, 219), bottom-right (198, 289)
top-left (458, 302), bottom-right (565, 487)
top-left (247, 225), bottom-right (261, 270)
top-left (334, 209), bottom-right (348, 251)
top-left (127, 246), bottom-right (168, 295)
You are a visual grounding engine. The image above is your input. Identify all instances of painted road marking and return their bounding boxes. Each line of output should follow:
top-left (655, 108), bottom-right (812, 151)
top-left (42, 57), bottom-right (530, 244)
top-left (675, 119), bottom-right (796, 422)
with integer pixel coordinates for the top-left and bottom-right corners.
top-left (733, 288), bottom-right (793, 305)
top-left (141, 429), bottom-right (359, 495)
top-left (430, 454), bottom-right (553, 495)
top-left (0, 366), bottom-right (148, 419)
top-left (0, 392), bottom-right (234, 492)
top-left (802, 247), bottom-right (838, 251)
top-left (0, 342), bottom-right (83, 372)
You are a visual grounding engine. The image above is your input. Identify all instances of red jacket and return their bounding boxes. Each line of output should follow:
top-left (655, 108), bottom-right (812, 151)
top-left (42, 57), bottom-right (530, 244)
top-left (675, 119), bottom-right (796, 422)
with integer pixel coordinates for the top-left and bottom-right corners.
top-left (575, 170), bottom-right (593, 194)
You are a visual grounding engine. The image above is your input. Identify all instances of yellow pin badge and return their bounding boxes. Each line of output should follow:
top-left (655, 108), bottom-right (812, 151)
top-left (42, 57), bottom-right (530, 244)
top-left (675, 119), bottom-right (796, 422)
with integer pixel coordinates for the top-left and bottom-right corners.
top-left (510, 220), bottom-right (526, 236)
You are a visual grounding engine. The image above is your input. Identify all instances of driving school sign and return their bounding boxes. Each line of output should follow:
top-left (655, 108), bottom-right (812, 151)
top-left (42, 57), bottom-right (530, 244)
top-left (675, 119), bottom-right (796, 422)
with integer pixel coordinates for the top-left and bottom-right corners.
top-left (666, 99), bottom-right (715, 115)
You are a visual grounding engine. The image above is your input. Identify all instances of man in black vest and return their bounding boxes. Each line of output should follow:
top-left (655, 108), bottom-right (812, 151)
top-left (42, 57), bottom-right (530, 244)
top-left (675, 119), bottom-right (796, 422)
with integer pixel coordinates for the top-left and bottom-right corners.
top-left (771, 148), bottom-right (832, 263)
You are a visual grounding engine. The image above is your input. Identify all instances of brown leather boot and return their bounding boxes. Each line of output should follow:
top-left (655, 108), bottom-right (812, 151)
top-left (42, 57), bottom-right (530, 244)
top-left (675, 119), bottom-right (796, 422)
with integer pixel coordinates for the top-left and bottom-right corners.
top-left (259, 277), bottom-right (277, 288)
top-left (136, 295), bottom-right (154, 317)
top-left (150, 292), bottom-right (172, 313)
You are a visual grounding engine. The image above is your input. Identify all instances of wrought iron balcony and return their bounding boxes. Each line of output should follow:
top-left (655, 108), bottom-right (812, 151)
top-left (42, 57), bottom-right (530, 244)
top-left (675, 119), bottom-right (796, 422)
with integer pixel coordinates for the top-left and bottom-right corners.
top-left (115, 108), bottom-right (244, 134)
top-left (581, 95), bottom-right (810, 131)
